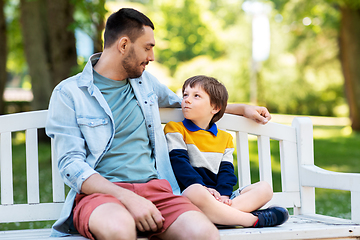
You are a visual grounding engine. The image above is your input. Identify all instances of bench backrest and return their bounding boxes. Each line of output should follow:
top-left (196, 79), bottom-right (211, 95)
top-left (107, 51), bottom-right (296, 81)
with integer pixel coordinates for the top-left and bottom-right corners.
top-left (0, 108), bottom-right (312, 223)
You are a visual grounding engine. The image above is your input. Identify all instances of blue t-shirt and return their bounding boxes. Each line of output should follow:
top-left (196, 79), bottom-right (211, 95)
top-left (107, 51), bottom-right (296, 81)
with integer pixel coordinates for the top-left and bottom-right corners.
top-left (93, 70), bottom-right (158, 183)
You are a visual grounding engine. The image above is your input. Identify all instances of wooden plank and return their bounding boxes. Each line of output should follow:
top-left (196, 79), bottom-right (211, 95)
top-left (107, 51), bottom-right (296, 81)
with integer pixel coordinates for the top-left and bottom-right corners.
top-left (0, 110), bottom-right (48, 133)
top-left (1, 215), bottom-right (359, 240)
top-left (235, 132), bottom-right (251, 187)
top-left (51, 139), bottom-right (65, 203)
top-left (0, 131), bottom-right (14, 205)
top-left (257, 135), bottom-right (273, 187)
top-left (0, 203), bottom-right (63, 223)
top-left (26, 128), bottom-right (40, 204)
top-left (0, 228), bottom-right (147, 240)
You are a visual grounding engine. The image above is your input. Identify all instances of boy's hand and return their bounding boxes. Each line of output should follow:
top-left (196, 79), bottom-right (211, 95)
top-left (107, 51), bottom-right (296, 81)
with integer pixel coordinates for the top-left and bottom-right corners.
top-left (243, 105), bottom-right (271, 124)
top-left (205, 187), bottom-right (221, 202)
top-left (220, 196), bottom-right (232, 206)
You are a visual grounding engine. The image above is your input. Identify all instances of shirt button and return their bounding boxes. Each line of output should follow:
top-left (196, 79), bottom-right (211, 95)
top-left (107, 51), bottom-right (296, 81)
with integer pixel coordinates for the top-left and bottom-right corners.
top-left (66, 174), bottom-right (70, 177)
top-left (139, 81), bottom-right (142, 84)
top-left (144, 101), bottom-right (147, 104)
top-left (148, 125), bottom-right (151, 128)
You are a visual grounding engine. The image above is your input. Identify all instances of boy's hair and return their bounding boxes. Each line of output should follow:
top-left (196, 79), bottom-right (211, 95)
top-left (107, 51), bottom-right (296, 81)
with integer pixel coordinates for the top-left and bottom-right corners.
top-left (182, 75), bottom-right (228, 126)
top-left (104, 8), bottom-right (154, 48)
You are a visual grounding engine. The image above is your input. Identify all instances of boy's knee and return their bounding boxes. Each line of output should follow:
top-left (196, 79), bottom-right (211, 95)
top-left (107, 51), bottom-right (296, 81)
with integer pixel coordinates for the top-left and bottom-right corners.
top-left (258, 181), bottom-right (273, 200)
top-left (182, 184), bottom-right (210, 204)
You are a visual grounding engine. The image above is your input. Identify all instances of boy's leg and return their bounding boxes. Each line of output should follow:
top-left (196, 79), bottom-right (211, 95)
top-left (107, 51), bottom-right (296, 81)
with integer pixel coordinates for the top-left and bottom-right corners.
top-left (182, 184), bottom-right (258, 227)
top-left (231, 181), bottom-right (273, 212)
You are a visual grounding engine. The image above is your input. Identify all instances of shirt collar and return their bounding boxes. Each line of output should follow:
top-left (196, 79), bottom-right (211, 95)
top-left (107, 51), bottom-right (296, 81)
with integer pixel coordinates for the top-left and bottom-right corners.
top-left (182, 118), bottom-right (218, 136)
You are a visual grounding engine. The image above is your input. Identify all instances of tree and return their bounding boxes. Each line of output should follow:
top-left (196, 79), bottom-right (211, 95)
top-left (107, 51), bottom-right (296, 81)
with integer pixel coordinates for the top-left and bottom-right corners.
top-left (73, 0), bottom-right (107, 53)
top-left (339, 3), bottom-right (360, 131)
top-left (271, 0), bottom-right (360, 131)
top-left (20, 0), bottom-right (77, 111)
top-left (0, 0), bottom-right (6, 115)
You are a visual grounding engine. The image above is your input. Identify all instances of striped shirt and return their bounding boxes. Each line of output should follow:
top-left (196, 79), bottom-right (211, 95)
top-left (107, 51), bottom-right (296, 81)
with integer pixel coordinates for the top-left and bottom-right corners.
top-left (164, 119), bottom-right (237, 196)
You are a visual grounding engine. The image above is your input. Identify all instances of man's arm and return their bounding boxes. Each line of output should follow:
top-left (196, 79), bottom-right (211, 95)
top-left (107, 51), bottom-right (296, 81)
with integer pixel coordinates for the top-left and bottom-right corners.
top-left (225, 103), bottom-right (271, 124)
top-left (81, 173), bottom-right (165, 232)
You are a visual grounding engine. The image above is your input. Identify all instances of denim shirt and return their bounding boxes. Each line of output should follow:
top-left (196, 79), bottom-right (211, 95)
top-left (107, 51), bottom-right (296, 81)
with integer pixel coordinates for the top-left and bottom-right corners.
top-left (46, 53), bottom-right (181, 237)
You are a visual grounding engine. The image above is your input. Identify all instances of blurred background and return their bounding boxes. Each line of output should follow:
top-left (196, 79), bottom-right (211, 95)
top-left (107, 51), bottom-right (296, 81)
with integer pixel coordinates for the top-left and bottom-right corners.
top-left (0, 0), bottom-right (360, 132)
top-left (1, 1), bottom-right (360, 230)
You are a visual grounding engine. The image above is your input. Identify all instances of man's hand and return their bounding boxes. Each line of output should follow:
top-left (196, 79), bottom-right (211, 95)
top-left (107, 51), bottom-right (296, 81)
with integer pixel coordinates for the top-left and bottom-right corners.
top-left (121, 191), bottom-right (165, 232)
top-left (81, 174), bottom-right (164, 232)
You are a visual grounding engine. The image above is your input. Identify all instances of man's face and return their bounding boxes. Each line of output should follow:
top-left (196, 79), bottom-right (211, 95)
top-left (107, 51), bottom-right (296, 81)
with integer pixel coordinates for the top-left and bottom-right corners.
top-left (122, 26), bottom-right (155, 79)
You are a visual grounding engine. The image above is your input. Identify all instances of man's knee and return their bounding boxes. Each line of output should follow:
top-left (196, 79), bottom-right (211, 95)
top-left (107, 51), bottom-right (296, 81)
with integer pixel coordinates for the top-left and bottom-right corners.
top-left (89, 203), bottom-right (137, 240)
top-left (187, 219), bottom-right (219, 240)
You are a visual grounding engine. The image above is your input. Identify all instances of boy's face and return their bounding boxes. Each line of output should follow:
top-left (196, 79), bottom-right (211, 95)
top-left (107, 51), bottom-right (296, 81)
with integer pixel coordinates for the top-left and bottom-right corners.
top-left (181, 84), bottom-right (220, 129)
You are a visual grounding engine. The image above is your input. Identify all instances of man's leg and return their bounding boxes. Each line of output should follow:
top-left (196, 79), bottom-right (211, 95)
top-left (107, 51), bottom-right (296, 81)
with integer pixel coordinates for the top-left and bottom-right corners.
top-left (157, 211), bottom-right (220, 240)
top-left (89, 202), bottom-right (136, 240)
top-left (73, 193), bottom-right (137, 240)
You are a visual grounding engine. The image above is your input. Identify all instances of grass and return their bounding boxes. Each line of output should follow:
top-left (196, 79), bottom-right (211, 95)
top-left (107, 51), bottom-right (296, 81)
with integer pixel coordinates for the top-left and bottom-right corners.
top-left (1, 125), bottom-right (360, 231)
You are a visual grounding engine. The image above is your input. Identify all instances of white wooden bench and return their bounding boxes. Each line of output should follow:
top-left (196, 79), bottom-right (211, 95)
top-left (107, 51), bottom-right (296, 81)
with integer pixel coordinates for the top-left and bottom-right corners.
top-left (1, 108), bottom-right (360, 240)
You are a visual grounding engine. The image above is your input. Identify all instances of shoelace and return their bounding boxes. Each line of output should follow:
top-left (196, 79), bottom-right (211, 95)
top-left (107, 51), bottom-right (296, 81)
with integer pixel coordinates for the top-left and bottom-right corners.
top-left (261, 211), bottom-right (277, 227)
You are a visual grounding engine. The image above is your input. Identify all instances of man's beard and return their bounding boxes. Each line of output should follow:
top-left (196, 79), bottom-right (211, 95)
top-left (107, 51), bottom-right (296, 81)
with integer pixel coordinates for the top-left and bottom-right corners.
top-left (122, 46), bottom-right (147, 79)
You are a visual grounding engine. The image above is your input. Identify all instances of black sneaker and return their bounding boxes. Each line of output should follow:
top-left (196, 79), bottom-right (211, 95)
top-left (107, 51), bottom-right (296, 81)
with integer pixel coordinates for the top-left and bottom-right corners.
top-left (251, 206), bottom-right (289, 228)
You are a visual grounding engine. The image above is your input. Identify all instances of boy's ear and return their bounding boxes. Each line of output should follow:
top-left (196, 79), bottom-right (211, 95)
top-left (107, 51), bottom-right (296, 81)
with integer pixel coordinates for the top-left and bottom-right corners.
top-left (211, 107), bottom-right (221, 115)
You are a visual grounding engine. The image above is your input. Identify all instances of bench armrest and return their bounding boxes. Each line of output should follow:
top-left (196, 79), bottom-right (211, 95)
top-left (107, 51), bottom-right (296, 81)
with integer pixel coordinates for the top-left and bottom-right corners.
top-left (300, 164), bottom-right (360, 223)
top-left (300, 165), bottom-right (360, 192)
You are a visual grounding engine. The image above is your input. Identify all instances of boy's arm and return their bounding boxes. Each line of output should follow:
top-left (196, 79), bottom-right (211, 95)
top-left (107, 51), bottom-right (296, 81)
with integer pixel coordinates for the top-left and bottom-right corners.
top-left (225, 103), bottom-right (271, 124)
top-left (215, 140), bottom-right (238, 196)
top-left (169, 148), bottom-right (206, 189)
top-left (216, 161), bottom-right (238, 196)
top-left (164, 123), bottom-right (206, 189)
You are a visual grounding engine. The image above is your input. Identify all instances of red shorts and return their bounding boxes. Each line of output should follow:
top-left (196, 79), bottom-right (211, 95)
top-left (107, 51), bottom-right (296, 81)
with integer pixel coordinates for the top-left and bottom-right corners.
top-left (73, 179), bottom-right (200, 240)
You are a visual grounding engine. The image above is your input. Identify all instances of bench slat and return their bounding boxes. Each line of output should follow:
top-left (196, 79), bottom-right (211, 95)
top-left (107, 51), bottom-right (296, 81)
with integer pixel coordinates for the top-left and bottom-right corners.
top-left (26, 128), bottom-right (40, 204)
top-left (235, 132), bottom-right (251, 187)
top-left (257, 135), bottom-right (273, 186)
top-left (51, 139), bottom-right (65, 203)
top-left (279, 140), bottom-right (300, 192)
top-left (1, 132), bottom-right (14, 205)
top-left (0, 203), bottom-right (63, 223)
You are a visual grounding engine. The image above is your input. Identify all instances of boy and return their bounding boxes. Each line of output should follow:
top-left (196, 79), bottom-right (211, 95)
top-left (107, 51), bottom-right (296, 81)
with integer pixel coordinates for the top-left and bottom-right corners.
top-left (164, 75), bottom-right (289, 227)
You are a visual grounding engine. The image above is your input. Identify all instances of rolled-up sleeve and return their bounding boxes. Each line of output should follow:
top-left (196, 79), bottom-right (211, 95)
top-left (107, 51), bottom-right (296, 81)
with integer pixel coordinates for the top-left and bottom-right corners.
top-left (46, 86), bottom-right (97, 193)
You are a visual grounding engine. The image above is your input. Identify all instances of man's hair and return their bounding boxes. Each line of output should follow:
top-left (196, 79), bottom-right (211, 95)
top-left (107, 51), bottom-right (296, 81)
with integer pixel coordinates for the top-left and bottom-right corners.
top-left (103, 8), bottom-right (154, 48)
top-left (182, 75), bottom-right (228, 126)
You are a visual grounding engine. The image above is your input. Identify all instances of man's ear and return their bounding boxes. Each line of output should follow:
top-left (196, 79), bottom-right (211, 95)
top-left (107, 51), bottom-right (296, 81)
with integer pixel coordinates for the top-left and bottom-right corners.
top-left (117, 37), bottom-right (129, 54)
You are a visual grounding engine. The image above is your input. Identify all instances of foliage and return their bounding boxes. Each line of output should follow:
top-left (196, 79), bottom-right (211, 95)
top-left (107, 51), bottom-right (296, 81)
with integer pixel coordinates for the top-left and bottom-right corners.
top-left (150, 0), bottom-right (224, 74)
top-left (4, 0), bottom-right (26, 77)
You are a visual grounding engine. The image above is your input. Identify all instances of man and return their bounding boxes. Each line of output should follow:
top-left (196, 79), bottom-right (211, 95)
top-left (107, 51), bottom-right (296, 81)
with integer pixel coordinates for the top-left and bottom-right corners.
top-left (46, 8), bottom-right (271, 240)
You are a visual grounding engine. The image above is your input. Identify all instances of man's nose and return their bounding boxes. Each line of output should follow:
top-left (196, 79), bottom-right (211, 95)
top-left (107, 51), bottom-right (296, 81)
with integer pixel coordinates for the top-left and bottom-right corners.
top-left (148, 49), bottom-right (155, 62)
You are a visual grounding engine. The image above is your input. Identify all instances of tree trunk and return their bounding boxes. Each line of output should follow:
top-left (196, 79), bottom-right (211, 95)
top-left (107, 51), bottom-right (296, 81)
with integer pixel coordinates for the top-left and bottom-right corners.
top-left (93, 0), bottom-right (106, 53)
top-left (46, 0), bottom-right (77, 87)
top-left (0, 0), bottom-right (6, 115)
top-left (20, 0), bottom-right (77, 111)
top-left (339, 6), bottom-right (360, 131)
top-left (20, 0), bottom-right (52, 111)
